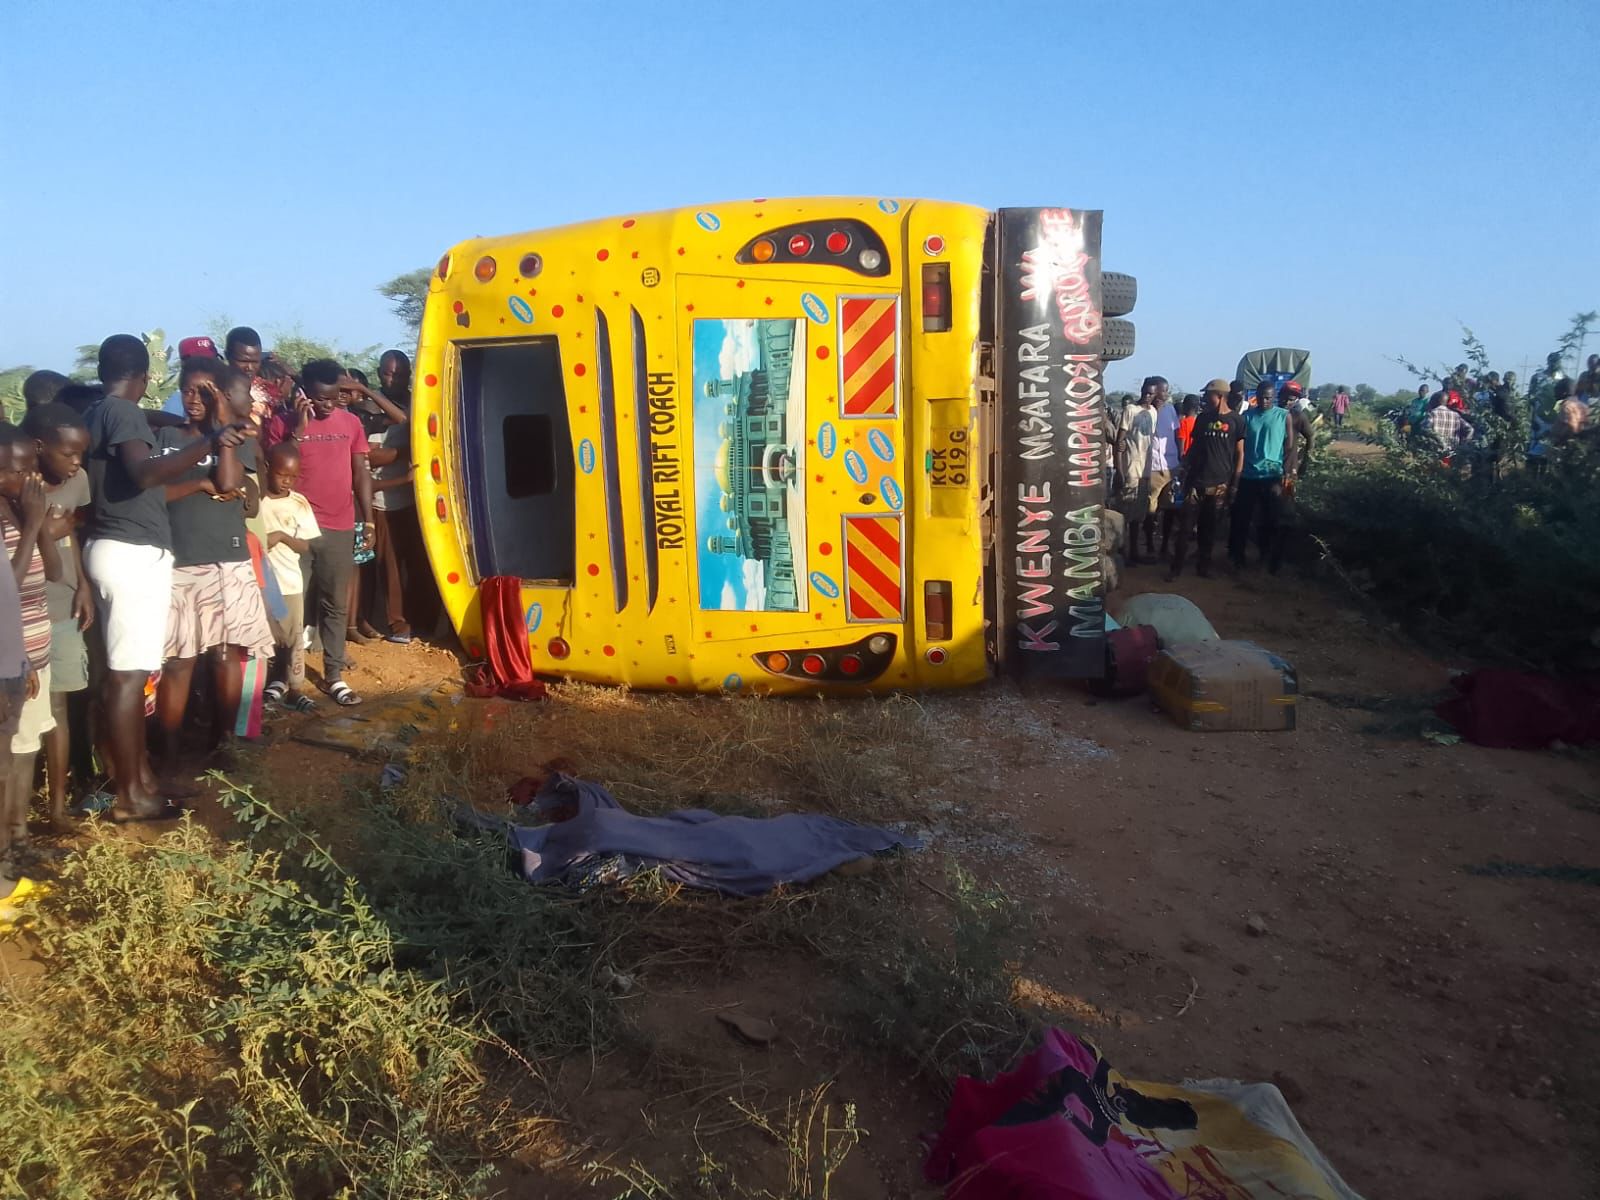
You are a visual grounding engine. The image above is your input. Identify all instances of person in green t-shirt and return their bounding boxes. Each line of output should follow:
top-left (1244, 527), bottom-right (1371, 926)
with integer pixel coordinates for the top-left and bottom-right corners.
top-left (1227, 382), bottom-right (1298, 573)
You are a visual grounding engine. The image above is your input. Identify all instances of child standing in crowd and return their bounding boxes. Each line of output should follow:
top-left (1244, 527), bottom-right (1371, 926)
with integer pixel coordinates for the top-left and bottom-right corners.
top-left (259, 443), bottom-right (320, 711)
top-left (0, 424), bottom-right (62, 864)
top-left (84, 335), bottom-right (246, 820)
top-left (22, 404), bottom-right (95, 826)
top-left (153, 362), bottom-right (274, 776)
top-left (0, 532), bottom-right (32, 887)
top-left (263, 359), bottom-right (372, 707)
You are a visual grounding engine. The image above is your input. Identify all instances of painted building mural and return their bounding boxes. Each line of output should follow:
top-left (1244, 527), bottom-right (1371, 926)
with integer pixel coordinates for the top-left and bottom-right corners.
top-left (691, 318), bottom-right (809, 612)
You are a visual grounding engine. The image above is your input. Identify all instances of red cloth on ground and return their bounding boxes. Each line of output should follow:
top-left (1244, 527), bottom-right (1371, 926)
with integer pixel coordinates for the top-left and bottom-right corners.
top-left (1436, 670), bottom-right (1600, 749)
top-left (465, 576), bottom-right (547, 702)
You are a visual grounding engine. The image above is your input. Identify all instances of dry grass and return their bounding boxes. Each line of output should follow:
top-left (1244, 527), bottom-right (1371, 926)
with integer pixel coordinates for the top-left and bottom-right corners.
top-left (392, 682), bottom-right (944, 824)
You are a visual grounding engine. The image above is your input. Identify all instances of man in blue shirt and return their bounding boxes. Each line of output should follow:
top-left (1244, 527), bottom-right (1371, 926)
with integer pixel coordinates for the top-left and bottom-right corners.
top-left (1227, 382), bottom-right (1298, 572)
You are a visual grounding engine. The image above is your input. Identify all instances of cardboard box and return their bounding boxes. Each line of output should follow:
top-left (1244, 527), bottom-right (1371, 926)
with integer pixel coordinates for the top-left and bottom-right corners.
top-left (1149, 640), bottom-right (1298, 732)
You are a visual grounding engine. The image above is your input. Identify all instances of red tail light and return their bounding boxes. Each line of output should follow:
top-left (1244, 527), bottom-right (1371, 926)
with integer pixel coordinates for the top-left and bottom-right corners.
top-left (924, 580), bottom-right (952, 641)
top-left (435, 496), bottom-right (447, 522)
top-left (801, 654), bottom-right (826, 676)
top-left (426, 413), bottom-right (438, 438)
top-left (788, 233), bottom-right (813, 257)
top-left (838, 654), bottom-right (863, 676)
top-left (430, 458), bottom-right (442, 483)
top-left (825, 230), bottom-right (850, 254)
top-left (436, 253), bottom-right (451, 280)
top-left (549, 638), bottom-right (570, 659)
top-left (921, 263), bottom-right (951, 333)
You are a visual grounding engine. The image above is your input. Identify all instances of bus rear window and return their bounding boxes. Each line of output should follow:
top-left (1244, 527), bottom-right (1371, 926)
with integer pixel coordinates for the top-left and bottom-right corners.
top-left (459, 340), bottom-right (575, 583)
top-left (503, 414), bottom-right (558, 498)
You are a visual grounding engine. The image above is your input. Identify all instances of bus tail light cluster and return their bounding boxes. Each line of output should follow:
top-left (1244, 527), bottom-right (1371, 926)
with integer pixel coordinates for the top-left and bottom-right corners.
top-left (924, 580), bottom-right (952, 641)
top-left (921, 263), bottom-right (951, 332)
top-left (735, 219), bottom-right (890, 277)
top-left (753, 632), bottom-right (896, 684)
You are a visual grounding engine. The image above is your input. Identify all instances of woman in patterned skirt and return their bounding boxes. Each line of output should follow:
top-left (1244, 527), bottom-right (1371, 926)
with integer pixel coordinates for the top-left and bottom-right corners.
top-left (153, 361), bottom-right (275, 782)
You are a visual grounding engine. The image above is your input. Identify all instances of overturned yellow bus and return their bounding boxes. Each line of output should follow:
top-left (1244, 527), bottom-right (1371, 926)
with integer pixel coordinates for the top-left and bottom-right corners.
top-left (412, 198), bottom-right (1135, 693)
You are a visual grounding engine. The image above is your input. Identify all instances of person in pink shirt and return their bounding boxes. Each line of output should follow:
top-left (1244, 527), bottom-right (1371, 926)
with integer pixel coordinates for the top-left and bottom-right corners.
top-left (1331, 388), bottom-right (1351, 436)
top-left (263, 359), bottom-right (372, 705)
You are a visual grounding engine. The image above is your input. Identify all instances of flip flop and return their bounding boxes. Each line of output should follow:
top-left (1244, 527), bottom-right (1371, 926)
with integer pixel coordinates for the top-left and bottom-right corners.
top-left (283, 691), bottom-right (317, 712)
top-left (328, 682), bottom-right (363, 707)
top-left (264, 682), bottom-right (288, 705)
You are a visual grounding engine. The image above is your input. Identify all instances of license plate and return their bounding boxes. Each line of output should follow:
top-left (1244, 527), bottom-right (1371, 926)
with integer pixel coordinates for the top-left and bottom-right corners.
top-left (929, 426), bottom-right (972, 488)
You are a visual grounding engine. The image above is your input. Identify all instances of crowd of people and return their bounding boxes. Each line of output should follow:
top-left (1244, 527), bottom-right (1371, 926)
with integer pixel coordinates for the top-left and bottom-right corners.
top-left (0, 329), bottom-right (437, 883)
top-left (1111, 375), bottom-right (1315, 581)
top-left (1385, 351), bottom-right (1600, 469)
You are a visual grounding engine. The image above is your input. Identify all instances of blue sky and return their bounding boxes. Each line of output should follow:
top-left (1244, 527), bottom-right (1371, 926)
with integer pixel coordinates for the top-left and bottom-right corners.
top-left (2, 0), bottom-right (1595, 394)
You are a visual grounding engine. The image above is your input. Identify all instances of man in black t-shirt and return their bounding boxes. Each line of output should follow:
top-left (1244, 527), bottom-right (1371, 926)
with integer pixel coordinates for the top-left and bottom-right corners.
top-left (81, 335), bottom-right (245, 822)
top-left (1168, 378), bottom-right (1244, 580)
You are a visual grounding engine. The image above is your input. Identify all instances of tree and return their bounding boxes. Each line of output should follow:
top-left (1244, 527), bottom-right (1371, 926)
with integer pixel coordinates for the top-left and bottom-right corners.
top-left (1353, 384), bottom-right (1378, 405)
top-left (378, 268), bottom-right (430, 336)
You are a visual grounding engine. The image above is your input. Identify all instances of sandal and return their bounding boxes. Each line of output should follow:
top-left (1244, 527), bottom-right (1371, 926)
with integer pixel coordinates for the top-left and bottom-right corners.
top-left (282, 690), bottom-right (317, 712)
top-left (264, 681), bottom-right (288, 705)
top-left (328, 681), bottom-right (363, 707)
top-left (111, 798), bottom-right (184, 824)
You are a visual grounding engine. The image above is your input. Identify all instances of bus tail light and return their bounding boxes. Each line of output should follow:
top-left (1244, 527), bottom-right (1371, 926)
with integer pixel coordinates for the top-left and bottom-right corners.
top-left (435, 497), bottom-right (448, 522)
top-left (519, 252), bottom-right (543, 278)
top-left (436, 253), bottom-right (451, 280)
top-left (426, 413), bottom-right (438, 438)
top-left (430, 459), bottom-right (442, 483)
top-left (924, 580), bottom-right (952, 641)
top-left (926, 646), bottom-right (948, 666)
top-left (735, 220), bottom-right (889, 276)
top-left (921, 263), bottom-right (951, 332)
top-left (474, 255), bottom-right (497, 282)
top-left (549, 638), bottom-right (570, 659)
top-left (751, 633), bottom-right (897, 684)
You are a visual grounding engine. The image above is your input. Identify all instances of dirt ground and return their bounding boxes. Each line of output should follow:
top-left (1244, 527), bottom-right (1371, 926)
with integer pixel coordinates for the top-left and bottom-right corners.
top-left (7, 547), bottom-right (1597, 1199)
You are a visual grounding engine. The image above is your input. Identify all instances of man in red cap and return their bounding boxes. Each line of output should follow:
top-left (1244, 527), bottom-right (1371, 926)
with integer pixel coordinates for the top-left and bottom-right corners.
top-left (162, 336), bottom-right (223, 417)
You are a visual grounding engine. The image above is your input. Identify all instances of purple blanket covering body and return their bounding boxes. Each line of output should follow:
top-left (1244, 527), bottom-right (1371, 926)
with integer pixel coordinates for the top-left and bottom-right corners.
top-left (492, 774), bottom-right (918, 896)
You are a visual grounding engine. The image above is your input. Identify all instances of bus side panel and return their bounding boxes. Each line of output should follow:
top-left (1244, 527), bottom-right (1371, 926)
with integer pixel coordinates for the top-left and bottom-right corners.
top-left (994, 208), bottom-right (1109, 679)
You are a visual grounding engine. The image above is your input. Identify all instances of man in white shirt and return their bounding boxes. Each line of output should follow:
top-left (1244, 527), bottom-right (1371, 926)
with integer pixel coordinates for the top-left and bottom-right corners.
top-left (1114, 376), bottom-right (1168, 566)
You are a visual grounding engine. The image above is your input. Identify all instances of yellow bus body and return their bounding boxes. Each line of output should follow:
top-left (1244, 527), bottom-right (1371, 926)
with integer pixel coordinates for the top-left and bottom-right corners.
top-left (414, 198), bottom-right (1121, 693)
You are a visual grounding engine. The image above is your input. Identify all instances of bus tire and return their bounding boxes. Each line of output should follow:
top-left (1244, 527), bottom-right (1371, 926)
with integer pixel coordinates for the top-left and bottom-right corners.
top-left (1102, 271), bottom-right (1137, 318)
top-left (1101, 318), bottom-right (1136, 362)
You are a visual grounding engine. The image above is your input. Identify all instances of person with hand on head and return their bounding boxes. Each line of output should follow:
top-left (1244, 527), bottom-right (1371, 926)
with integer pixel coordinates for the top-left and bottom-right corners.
top-left (152, 361), bottom-right (275, 778)
top-left (21, 403), bottom-right (95, 827)
top-left (163, 336), bottom-right (224, 416)
top-left (263, 359), bottom-right (372, 706)
top-left (0, 423), bottom-right (62, 871)
top-left (82, 334), bottom-right (248, 822)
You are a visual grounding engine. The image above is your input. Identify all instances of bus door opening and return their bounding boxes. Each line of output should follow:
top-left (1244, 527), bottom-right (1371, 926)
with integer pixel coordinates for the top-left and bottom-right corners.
top-left (458, 340), bottom-right (576, 582)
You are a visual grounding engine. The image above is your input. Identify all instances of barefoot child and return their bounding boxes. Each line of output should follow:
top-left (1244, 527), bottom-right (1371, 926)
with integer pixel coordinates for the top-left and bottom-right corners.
top-left (22, 404), bottom-right (94, 826)
top-left (258, 442), bottom-right (320, 711)
top-left (0, 424), bottom-right (62, 868)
